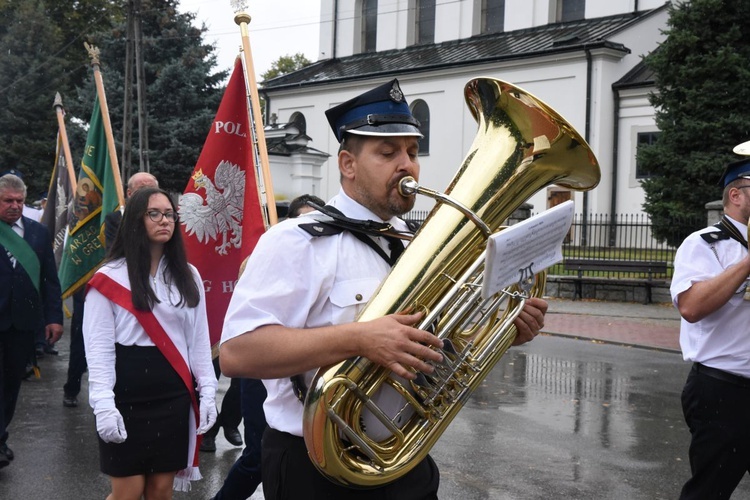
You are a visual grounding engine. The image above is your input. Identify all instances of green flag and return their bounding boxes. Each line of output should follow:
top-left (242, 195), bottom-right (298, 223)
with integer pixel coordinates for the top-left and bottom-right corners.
top-left (58, 97), bottom-right (120, 298)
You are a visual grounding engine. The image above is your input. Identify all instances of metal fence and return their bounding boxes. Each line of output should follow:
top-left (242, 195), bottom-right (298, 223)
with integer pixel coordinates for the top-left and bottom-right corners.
top-left (402, 209), bottom-right (706, 279)
top-left (554, 212), bottom-right (704, 278)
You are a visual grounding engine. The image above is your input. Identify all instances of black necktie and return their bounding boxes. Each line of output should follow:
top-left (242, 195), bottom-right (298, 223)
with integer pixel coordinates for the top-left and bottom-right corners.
top-left (386, 236), bottom-right (404, 266)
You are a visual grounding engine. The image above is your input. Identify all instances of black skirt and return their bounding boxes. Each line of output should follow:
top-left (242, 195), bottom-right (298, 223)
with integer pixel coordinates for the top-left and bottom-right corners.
top-left (99, 344), bottom-right (191, 477)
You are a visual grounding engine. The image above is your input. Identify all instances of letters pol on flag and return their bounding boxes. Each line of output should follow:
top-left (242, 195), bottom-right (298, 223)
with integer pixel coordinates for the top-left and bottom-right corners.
top-left (179, 58), bottom-right (266, 349)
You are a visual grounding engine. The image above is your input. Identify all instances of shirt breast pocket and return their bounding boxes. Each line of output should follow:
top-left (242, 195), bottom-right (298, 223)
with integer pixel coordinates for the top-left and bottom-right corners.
top-left (328, 278), bottom-right (380, 325)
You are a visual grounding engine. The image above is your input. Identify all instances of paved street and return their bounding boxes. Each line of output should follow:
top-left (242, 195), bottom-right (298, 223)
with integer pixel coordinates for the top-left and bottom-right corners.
top-left (1, 298), bottom-right (749, 499)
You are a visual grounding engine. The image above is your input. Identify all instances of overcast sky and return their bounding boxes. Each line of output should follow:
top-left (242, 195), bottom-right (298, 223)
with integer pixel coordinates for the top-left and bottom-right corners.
top-left (177, 0), bottom-right (321, 81)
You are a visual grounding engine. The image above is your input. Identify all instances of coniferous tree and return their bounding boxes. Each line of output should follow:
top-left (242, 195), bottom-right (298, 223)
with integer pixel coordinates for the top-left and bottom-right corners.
top-left (0, 0), bottom-right (224, 197)
top-left (640, 0), bottom-right (750, 247)
top-left (0, 0), bottom-right (121, 198)
top-left (74, 0), bottom-right (227, 193)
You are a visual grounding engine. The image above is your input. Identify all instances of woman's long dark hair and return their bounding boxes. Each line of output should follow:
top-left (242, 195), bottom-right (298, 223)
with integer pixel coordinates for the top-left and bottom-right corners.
top-left (107, 187), bottom-right (200, 311)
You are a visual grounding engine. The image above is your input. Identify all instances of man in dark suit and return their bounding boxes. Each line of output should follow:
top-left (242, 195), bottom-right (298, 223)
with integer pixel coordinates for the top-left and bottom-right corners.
top-left (0, 174), bottom-right (63, 468)
top-left (62, 171), bottom-right (158, 408)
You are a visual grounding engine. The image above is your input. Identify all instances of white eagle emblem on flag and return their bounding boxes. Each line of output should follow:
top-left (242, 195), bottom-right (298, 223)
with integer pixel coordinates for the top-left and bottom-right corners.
top-left (179, 161), bottom-right (245, 255)
top-left (55, 177), bottom-right (68, 218)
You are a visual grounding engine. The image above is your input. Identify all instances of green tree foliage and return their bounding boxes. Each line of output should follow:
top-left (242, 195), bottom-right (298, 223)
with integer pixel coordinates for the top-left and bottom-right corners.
top-left (0, 0), bottom-right (122, 199)
top-left (0, 0), bottom-right (226, 198)
top-left (640, 0), bottom-right (750, 246)
top-left (260, 53), bottom-right (312, 82)
top-left (70, 0), bottom-right (227, 193)
top-left (46, 0), bottom-right (125, 88)
top-left (258, 53), bottom-right (311, 121)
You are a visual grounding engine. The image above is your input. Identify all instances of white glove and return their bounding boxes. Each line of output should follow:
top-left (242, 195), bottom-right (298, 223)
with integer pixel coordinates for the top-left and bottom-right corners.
top-left (95, 407), bottom-right (128, 443)
top-left (197, 398), bottom-right (217, 434)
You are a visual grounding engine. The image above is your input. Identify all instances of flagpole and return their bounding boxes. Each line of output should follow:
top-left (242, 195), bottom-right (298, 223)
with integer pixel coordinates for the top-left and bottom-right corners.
top-left (85, 42), bottom-right (126, 209)
top-left (232, 5), bottom-right (278, 226)
top-left (53, 93), bottom-right (78, 191)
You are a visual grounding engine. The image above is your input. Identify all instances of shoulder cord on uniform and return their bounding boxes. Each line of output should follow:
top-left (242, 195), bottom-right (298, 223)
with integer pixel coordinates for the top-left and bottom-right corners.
top-left (290, 202), bottom-right (419, 404)
top-left (717, 215), bottom-right (748, 249)
top-left (700, 215), bottom-right (748, 266)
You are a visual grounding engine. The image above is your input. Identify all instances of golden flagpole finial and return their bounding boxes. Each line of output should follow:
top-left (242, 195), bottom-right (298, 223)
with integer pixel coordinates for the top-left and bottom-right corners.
top-left (84, 42), bottom-right (101, 66)
top-left (232, 0), bottom-right (250, 25)
top-left (82, 42), bottom-right (125, 208)
top-left (230, 0), bottom-right (248, 13)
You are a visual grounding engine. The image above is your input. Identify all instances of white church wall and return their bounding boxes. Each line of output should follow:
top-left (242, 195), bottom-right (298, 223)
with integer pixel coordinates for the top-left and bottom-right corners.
top-left (618, 88), bottom-right (656, 214)
top-left (295, 0), bottom-right (668, 214)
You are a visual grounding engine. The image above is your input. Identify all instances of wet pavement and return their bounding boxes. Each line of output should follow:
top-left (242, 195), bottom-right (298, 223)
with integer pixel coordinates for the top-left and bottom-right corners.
top-left (544, 297), bottom-right (682, 352)
top-left (2, 297), bottom-right (749, 499)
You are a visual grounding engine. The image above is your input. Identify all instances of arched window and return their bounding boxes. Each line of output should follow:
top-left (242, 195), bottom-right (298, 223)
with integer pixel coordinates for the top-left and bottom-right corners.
top-left (289, 112), bottom-right (307, 136)
top-left (411, 99), bottom-right (430, 155)
top-left (557, 0), bottom-right (585, 22)
top-left (362, 0), bottom-right (378, 53)
top-left (482, 0), bottom-right (505, 34)
top-left (416, 0), bottom-right (435, 45)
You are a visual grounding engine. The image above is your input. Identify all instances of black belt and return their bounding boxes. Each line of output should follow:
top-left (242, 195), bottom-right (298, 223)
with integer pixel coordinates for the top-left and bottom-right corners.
top-left (693, 362), bottom-right (750, 388)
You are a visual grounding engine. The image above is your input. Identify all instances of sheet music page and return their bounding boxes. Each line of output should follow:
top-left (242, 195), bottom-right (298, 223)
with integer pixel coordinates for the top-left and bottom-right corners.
top-left (482, 200), bottom-right (575, 300)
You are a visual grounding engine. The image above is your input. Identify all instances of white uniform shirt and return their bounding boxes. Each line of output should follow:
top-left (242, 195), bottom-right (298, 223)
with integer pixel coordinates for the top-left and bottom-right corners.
top-left (221, 189), bottom-right (410, 437)
top-left (83, 257), bottom-right (217, 413)
top-left (671, 215), bottom-right (750, 377)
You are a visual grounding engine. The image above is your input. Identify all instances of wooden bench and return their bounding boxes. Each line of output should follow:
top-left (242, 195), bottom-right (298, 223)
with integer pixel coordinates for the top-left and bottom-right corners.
top-left (562, 259), bottom-right (669, 304)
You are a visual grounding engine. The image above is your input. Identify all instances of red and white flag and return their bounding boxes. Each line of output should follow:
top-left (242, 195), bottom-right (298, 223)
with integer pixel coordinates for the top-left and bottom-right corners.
top-left (179, 58), bottom-right (266, 351)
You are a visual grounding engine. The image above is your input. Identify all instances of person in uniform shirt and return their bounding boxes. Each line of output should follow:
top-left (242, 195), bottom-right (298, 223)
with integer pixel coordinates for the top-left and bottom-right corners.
top-left (671, 157), bottom-right (750, 500)
top-left (83, 187), bottom-right (217, 497)
top-left (211, 193), bottom-right (325, 500)
top-left (219, 79), bottom-right (548, 499)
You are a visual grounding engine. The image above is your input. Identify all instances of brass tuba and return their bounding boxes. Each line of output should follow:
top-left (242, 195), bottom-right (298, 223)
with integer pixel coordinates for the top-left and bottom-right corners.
top-left (303, 77), bottom-right (600, 487)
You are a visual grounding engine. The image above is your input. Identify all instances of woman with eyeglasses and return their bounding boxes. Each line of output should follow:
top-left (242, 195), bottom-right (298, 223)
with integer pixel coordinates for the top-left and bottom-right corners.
top-left (82, 187), bottom-right (217, 498)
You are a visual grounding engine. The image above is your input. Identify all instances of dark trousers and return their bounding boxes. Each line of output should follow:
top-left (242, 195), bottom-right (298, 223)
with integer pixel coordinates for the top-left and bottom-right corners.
top-left (680, 364), bottom-right (750, 500)
top-left (213, 378), bottom-right (267, 500)
top-left (0, 327), bottom-right (34, 443)
top-left (63, 291), bottom-right (87, 398)
top-left (261, 427), bottom-right (440, 500)
top-left (33, 324), bottom-right (45, 349)
top-left (205, 359), bottom-right (242, 438)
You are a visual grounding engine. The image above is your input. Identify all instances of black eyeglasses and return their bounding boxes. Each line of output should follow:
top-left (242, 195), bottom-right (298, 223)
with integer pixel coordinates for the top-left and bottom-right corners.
top-left (146, 210), bottom-right (178, 223)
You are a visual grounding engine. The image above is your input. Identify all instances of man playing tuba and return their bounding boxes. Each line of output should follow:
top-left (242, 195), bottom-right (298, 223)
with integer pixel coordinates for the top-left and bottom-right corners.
top-left (219, 79), bottom-right (548, 499)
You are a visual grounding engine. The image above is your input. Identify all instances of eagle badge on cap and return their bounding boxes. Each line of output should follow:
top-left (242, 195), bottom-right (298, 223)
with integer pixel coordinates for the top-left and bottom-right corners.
top-left (389, 81), bottom-right (404, 103)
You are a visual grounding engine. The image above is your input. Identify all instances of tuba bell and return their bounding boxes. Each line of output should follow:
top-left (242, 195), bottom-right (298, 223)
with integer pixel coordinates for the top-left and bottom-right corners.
top-left (303, 77), bottom-right (601, 487)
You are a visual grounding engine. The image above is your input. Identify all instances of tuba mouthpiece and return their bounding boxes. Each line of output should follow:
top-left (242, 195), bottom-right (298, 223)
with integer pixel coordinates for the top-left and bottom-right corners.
top-left (398, 176), bottom-right (419, 197)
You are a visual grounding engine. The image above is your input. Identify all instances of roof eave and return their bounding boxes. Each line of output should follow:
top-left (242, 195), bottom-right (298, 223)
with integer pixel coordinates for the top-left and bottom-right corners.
top-left (263, 41), bottom-right (629, 93)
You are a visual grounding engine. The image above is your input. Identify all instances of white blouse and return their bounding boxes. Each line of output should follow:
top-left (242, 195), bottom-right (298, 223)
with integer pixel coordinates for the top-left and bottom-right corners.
top-left (83, 257), bottom-right (217, 413)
